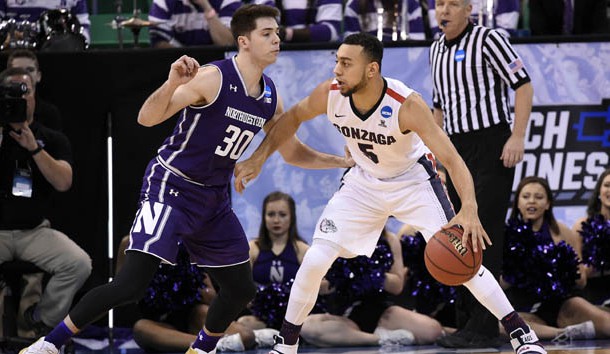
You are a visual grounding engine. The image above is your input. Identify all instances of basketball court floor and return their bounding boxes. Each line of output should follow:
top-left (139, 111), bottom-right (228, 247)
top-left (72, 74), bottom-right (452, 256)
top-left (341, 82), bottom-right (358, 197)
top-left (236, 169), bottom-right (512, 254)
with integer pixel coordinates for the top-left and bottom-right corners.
top-left (60, 339), bottom-right (610, 354)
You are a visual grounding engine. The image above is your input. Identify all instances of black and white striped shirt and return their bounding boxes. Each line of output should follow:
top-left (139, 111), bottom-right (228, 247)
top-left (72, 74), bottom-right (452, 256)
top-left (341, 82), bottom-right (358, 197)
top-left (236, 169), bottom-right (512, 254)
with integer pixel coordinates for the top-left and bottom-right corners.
top-left (430, 23), bottom-right (530, 136)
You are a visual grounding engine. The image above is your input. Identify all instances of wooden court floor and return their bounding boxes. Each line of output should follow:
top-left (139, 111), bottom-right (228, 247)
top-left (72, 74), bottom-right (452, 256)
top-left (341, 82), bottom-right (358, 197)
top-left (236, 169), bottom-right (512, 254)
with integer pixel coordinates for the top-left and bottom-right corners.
top-left (62, 339), bottom-right (610, 354)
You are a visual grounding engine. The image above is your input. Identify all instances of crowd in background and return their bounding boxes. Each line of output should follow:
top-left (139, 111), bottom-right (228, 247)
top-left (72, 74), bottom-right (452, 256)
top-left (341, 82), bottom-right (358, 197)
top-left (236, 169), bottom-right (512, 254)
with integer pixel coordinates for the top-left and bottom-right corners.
top-left (0, 0), bottom-right (609, 52)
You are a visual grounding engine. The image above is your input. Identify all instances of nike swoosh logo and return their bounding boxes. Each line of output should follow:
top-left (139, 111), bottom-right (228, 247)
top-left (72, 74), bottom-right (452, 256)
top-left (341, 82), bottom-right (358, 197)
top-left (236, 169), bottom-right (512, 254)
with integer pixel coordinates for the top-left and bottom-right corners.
top-left (478, 269), bottom-right (485, 277)
top-left (334, 113), bottom-right (346, 118)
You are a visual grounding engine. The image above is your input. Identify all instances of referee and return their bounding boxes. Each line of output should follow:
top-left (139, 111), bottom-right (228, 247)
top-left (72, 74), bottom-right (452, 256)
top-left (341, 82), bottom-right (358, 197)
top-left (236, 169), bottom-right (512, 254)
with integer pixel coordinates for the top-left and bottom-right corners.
top-left (430, 0), bottom-right (534, 348)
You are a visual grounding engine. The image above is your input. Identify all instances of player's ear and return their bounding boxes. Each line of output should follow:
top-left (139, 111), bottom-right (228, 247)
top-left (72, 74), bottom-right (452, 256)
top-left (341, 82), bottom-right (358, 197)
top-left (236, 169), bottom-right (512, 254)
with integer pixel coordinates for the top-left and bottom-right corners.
top-left (367, 61), bottom-right (379, 78)
top-left (237, 34), bottom-right (249, 48)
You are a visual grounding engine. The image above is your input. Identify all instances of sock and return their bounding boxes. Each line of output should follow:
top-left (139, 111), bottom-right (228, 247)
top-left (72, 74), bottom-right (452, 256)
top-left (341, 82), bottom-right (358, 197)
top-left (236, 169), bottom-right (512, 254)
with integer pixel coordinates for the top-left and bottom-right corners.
top-left (279, 319), bottom-right (302, 345)
top-left (192, 329), bottom-right (221, 353)
top-left (501, 311), bottom-right (530, 336)
top-left (45, 321), bottom-right (75, 349)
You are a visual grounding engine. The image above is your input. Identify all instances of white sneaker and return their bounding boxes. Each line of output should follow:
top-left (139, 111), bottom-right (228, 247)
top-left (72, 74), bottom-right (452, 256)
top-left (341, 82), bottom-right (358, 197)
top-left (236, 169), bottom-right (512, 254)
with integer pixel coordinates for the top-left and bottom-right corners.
top-left (552, 320), bottom-right (596, 343)
top-left (509, 326), bottom-right (546, 354)
top-left (254, 328), bottom-right (280, 348)
top-left (374, 327), bottom-right (415, 346)
top-left (216, 333), bottom-right (245, 352)
top-left (19, 337), bottom-right (59, 354)
top-left (269, 335), bottom-right (298, 354)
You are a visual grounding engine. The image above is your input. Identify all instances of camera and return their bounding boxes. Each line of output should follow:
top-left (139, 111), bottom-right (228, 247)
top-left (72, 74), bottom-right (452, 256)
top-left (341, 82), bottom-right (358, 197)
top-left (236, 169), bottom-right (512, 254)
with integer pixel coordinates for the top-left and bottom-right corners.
top-left (0, 82), bottom-right (28, 125)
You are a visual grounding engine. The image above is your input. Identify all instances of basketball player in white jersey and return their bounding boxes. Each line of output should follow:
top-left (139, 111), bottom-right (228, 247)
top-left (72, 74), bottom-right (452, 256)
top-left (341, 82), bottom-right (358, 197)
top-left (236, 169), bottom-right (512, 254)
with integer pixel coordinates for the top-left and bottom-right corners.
top-left (234, 33), bottom-right (546, 354)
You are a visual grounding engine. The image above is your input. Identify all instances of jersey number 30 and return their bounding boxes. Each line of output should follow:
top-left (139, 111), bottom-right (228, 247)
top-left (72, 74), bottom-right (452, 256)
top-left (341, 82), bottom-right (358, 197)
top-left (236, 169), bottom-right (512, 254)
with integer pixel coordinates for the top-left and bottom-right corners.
top-left (215, 125), bottom-right (255, 160)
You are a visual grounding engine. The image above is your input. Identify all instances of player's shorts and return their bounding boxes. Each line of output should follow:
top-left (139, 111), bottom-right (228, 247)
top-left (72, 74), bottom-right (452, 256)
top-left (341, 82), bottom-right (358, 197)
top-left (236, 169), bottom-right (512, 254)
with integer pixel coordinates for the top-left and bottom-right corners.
top-left (313, 154), bottom-right (454, 257)
top-left (127, 159), bottom-right (249, 267)
top-left (504, 288), bottom-right (576, 327)
top-left (582, 275), bottom-right (610, 307)
top-left (345, 295), bottom-right (392, 333)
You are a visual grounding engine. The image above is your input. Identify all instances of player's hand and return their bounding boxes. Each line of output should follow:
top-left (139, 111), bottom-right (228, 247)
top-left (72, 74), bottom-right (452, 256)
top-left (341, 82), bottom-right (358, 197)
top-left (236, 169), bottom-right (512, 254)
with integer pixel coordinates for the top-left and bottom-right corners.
top-left (342, 146), bottom-right (355, 168)
top-left (168, 55), bottom-right (200, 86)
top-left (444, 207), bottom-right (490, 253)
top-left (500, 134), bottom-right (524, 168)
top-left (233, 156), bottom-right (264, 194)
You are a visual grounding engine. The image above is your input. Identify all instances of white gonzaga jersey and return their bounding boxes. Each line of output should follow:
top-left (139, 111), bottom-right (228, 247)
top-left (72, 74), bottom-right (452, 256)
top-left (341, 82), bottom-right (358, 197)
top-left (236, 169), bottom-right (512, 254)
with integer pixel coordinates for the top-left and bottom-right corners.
top-left (327, 77), bottom-right (428, 179)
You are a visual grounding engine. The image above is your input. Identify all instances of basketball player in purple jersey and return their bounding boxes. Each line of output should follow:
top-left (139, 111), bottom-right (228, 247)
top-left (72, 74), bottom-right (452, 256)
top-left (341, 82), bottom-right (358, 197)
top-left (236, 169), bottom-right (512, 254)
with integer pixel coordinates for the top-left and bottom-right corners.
top-left (234, 33), bottom-right (546, 354)
top-left (20, 5), bottom-right (353, 354)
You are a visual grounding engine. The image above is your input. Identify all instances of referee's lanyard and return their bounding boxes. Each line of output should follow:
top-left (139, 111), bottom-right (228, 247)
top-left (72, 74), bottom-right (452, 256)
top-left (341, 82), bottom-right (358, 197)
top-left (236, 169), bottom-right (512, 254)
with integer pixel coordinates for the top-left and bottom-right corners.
top-left (13, 159), bottom-right (33, 198)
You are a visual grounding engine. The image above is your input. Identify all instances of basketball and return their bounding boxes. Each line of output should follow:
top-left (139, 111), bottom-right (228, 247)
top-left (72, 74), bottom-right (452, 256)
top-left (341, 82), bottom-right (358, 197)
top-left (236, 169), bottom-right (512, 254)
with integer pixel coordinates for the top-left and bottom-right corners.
top-left (424, 225), bottom-right (483, 286)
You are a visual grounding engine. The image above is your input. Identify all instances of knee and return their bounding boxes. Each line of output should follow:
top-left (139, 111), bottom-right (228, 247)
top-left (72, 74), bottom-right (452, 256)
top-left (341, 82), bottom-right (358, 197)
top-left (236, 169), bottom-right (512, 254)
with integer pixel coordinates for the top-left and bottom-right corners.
top-left (59, 249), bottom-right (92, 283)
top-left (132, 319), bottom-right (156, 350)
top-left (300, 315), bottom-right (325, 342)
top-left (72, 252), bottom-right (92, 281)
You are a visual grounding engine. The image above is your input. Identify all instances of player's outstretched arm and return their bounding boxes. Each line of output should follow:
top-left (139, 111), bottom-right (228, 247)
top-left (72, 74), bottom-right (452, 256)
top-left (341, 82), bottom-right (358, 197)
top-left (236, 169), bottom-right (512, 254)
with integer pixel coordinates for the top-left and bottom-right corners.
top-left (399, 93), bottom-right (490, 252)
top-left (233, 79), bottom-right (339, 193)
top-left (277, 90), bottom-right (354, 170)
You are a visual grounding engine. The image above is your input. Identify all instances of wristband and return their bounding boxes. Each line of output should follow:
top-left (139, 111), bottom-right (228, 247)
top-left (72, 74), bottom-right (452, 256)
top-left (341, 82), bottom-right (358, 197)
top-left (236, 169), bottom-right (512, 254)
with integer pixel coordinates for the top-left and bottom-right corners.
top-left (204, 8), bottom-right (217, 20)
top-left (30, 144), bottom-right (43, 156)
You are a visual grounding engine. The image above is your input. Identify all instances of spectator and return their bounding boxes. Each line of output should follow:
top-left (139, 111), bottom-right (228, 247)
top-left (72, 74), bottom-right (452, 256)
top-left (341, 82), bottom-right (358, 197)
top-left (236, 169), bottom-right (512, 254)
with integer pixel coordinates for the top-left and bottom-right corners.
top-left (501, 176), bottom-right (610, 341)
top-left (343, 0), bottom-right (429, 41)
top-left (226, 192), bottom-right (320, 351)
top-left (0, 67), bottom-right (91, 337)
top-left (428, 0), bottom-right (520, 38)
top-left (238, 191), bottom-right (310, 330)
top-left (0, 0), bottom-right (90, 46)
top-left (6, 49), bottom-right (62, 130)
top-left (148, 0), bottom-right (241, 47)
top-left (252, 0), bottom-right (342, 42)
top-left (529, 0), bottom-right (608, 35)
top-left (572, 168), bottom-right (610, 308)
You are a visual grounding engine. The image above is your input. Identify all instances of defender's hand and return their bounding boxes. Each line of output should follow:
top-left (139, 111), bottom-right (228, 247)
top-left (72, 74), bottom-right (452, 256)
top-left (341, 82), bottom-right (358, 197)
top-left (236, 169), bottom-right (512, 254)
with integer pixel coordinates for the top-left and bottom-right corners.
top-left (233, 157), bottom-right (264, 194)
top-left (342, 146), bottom-right (355, 168)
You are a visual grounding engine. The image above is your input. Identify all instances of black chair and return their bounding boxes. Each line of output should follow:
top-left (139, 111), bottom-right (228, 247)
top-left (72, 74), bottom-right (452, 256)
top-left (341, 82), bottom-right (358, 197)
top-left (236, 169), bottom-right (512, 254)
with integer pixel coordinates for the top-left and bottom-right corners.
top-left (0, 260), bottom-right (46, 353)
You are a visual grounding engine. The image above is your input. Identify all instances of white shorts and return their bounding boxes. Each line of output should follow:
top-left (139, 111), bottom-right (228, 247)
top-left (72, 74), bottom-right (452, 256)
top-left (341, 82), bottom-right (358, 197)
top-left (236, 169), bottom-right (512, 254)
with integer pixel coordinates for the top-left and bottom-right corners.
top-left (313, 162), bottom-right (455, 257)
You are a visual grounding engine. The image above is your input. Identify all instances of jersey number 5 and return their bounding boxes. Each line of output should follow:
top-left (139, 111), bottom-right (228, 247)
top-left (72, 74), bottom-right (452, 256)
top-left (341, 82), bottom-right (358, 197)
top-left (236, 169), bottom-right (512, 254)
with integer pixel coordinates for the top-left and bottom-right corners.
top-left (215, 125), bottom-right (255, 160)
top-left (358, 143), bottom-right (379, 164)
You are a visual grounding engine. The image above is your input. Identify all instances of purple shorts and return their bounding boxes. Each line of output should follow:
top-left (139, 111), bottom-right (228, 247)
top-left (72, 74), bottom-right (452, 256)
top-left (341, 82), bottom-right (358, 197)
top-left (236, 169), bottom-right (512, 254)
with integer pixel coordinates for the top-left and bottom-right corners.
top-left (127, 159), bottom-right (249, 267)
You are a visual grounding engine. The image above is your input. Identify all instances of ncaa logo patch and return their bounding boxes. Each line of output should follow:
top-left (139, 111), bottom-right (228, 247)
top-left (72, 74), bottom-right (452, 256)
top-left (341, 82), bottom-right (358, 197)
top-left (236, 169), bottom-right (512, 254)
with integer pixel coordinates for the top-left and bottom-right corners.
top-left (455, 49), bottom-right (465, 62)
top-left (264, 85), bottom-right (272, 97)
top-left (380, 106), bottom-right (392, 118)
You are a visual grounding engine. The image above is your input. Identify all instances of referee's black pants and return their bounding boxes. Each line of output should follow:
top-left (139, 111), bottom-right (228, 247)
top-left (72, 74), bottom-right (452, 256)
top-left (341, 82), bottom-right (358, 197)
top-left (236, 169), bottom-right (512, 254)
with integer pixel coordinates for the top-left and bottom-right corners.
top-left (445, 123), bottom-right (515, 336)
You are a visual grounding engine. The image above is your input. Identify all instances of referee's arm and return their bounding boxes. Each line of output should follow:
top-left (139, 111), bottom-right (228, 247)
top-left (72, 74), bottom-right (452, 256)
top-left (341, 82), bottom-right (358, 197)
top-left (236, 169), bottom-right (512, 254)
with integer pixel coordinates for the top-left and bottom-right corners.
top-left (501, 82), bottom-right (533, 168)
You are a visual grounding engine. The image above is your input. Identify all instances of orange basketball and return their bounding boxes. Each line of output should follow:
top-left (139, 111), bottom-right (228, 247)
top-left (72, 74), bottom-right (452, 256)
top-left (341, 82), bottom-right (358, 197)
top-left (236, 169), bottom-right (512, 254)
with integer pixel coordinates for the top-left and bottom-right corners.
top-left (424, 225), bottom-right (483, 286)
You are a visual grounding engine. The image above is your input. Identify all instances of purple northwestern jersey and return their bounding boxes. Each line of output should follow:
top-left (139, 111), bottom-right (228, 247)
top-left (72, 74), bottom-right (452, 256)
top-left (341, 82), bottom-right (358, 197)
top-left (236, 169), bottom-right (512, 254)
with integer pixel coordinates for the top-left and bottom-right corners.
top-left (127, 56), bottom-right (278, 267)
top-left (252, 243), bottom-right (300, 284)
top-left (156, 56), bottom-right (277, 187)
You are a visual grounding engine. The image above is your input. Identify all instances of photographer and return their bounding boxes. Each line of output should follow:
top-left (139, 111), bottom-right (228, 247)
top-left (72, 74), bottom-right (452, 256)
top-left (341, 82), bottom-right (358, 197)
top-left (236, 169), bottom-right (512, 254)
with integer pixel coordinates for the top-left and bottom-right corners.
top-left (7, 49), bottom-right (63, 131)
top-left (0, 67), bottom-right (91, 337)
